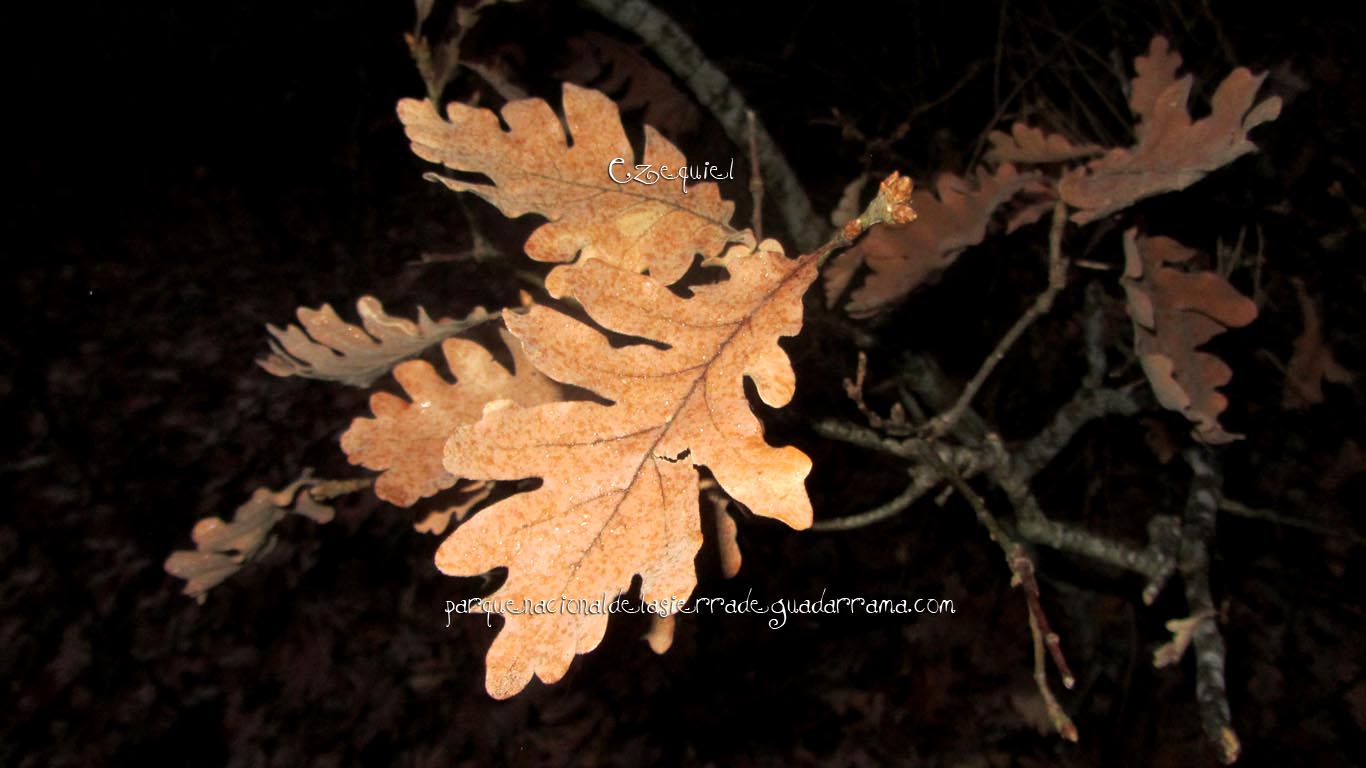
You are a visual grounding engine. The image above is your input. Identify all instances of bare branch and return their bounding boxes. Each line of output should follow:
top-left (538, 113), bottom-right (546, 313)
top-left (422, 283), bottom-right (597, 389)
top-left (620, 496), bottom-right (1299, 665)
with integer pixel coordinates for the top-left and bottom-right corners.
top-left (928, 200), bottom-right (1069, 438)
top-left (583, 0), bottom-right (824, 250)
top-left (1178, 447), bottom-right (1242, 764)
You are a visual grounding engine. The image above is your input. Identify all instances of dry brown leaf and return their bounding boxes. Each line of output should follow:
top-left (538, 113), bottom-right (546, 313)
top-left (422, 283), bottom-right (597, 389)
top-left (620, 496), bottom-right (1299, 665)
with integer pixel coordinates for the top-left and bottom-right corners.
top-left (397, 83), bottom-right (748, 285)
top-left (711, 496), bottom-right (743, 579)
top-left (258, 296), bottom-right (489, 388)
top-left (1283, 279), bottom-right (1352, 409)
top-left (1122, 230), bottom-right (1258, 444)
top-left (986, 122), bottom-right (1103, 165)
top-left (1128, 36), bottom-right (1184, 130)
top-left (405, 0), bottom-right (512, 104)
top-left (644, 613), bottom-right (676, 654)
top-left (558, 32), bottom-right (702, 138)
top-left (163, 551), bottom-right (243, 603)
top-left (341, 330), bottom-right (562, 507)
top-left (437, 240), bottom-right (814, 698)
top-left (165, 472), bottom-right (344, 602)
top-left (1153, 612), bottom-right (1214, 668)
top-left (825, 165), bottom-right (1037, 317)
top-left (1060, 37), bottom-right (1282, 224)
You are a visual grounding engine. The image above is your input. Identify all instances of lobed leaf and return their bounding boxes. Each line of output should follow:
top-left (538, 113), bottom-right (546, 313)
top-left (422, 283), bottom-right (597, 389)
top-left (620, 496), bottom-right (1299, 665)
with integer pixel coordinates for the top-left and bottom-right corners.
top-left (258, 296), bottom-right (489, 388)
top-left (1060, 37), bottom-right (1282, 224)
top-left (437, 241), bottom-right (815, 698)
top-left (165, 473), bottom-right (343, 602)
top-left (1121, 230), bottom-right (1258, 444)
top-left (397, 83), bottom-right (749, 285)
top-left (986, 122), bottom-right (1103, 165)
top-left (558, 32), bottom-right (702, 138)
top-left (341, 330), bottom-right (562, 508)
top-left (825, 165), bottom-right (1037, 317)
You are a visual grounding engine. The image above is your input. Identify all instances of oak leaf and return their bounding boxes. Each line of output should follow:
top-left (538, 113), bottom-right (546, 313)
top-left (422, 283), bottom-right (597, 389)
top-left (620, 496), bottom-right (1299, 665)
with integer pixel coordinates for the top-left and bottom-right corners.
top-left (1060, 37), bottom-right (1282, 224)
top-left (644, 613), bottom-right (676, 654)
top-left (437, 241), bottom-right (815, 698)
top-left (709, 494), bottom-right (743, 579)
top-left (1121, 230), bottom-right (1258, 444)
top-left (341, 330), bottom-right (562, 508)
top-left (558, 32), bottom-right (702, 139)
top-left (1283, 279), bottom-right (1353, 409)
top-left (1127, 36), bottom-right (1184, 129)
top-left (258, 296), bottom-right (490, 388)
top-left (985, 122), bottom-right (1102, 165)
top-left (825, 165), bottom-right (1037, 317)
top-left (397, 83), bottom-right (748, 285)
top-left (165, 472), bottom-right (348, 602)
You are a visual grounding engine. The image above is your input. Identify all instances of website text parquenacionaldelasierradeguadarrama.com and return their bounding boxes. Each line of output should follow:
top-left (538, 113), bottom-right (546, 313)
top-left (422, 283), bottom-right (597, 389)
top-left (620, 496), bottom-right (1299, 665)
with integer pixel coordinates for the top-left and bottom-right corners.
top-left (446, 589), bottom-right (956, 629)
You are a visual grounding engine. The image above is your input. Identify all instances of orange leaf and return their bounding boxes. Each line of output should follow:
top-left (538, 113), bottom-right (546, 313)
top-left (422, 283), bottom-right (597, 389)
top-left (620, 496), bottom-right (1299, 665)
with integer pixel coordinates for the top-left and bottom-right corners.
top-left (341, 330), bottom-right (562, 507)
top-left (165, 472), bottom-right (344, 602)
top-left (1121, 230), bottom-right (1258, 444)
top-left (711, 496), bottom-right (743, 579)
top-left (825, 165), bottom-right (1037, 317)
top-left (644, 613), bottom-right (676, 654)
top-left (397, 83), bottom-right (749, 285)
top-left (258, 296), bottom-right (489, 388)
top-left (1061, 37), bottom-right (1281, 224)
top-left (437, 241), bottom-right (815, 698)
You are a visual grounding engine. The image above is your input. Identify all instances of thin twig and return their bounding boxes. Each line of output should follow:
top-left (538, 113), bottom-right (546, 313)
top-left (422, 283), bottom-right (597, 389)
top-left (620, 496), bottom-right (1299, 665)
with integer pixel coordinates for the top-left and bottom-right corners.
top-left (1009, 489), bottom-right (1173, 582)
top-left (843, 352), bottom-right (914, 435)
top-left (1012, 386), bottom-right (1139, 479)
top-left (897, 352), bottom-right (1174, 587)
top-left (1220, 498), bottom-right (1366, 545)
top-left (909, 441), bottom-right (1078, 741)
top-left (927, 200), bottom-right (1068, 438)
top-left (809, 469), bottom-right (939, 532)
top-left (811, 419), bottom-right (980, 468)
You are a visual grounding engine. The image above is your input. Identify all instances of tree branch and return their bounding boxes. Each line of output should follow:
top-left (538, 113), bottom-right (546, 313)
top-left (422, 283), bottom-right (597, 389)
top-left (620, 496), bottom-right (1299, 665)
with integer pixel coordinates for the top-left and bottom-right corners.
top-left (928, 199), bottom-right (1068, 438)
top-left (582, 0), bottom-right (824, 250)
top-left (1179, 447), bottom-right (1242, 764)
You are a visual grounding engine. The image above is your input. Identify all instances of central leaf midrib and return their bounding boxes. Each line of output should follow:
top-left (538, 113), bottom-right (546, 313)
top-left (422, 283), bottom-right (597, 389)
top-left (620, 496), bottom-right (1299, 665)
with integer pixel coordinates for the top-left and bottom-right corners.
top-left (550, 253), bottom-right (813, 614)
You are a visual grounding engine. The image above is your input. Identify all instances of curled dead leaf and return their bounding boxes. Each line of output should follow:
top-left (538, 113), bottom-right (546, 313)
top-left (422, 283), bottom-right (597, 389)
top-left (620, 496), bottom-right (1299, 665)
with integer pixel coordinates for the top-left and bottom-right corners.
top-left (258, 296), bottom-right (490, 388)
top-left (825, 165), bottom-right (1037, 317)
top-left (1121, 230), bottom-right (1258, 444)
top-left (165, 471), bottom-right (356, 602)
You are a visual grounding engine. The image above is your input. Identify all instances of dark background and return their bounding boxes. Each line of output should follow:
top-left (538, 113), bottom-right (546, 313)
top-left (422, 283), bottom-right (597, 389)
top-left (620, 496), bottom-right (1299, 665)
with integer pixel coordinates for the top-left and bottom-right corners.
top-left (5, 0), bottom-right (1364, 765)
